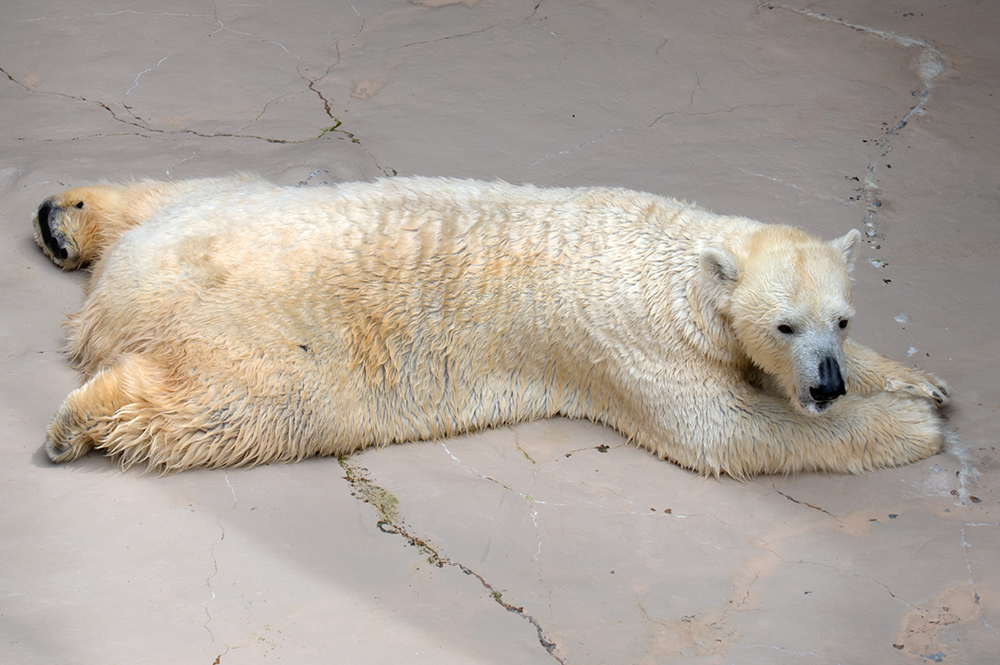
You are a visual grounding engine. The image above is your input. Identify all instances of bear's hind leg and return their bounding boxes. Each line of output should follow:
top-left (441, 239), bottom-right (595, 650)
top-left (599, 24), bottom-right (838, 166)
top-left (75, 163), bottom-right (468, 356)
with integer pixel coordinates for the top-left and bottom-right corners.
top-left (46, 354), bottom-right (166, 467)
top-left (47, 353), bottom-right (314, 472)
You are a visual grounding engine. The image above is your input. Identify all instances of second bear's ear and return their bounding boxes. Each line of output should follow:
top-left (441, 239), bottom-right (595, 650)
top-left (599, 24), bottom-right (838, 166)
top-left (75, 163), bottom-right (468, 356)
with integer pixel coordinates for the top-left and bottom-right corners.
top-left (700, 246), bottom-right (740, 283)
top-left (831, 229), bottom-right (862, 272)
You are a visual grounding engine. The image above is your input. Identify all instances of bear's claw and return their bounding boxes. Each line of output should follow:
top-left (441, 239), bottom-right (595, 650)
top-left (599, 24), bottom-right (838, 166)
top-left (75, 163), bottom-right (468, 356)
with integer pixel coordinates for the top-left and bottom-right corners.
top-left (886, 371), bottom-right (951, 409)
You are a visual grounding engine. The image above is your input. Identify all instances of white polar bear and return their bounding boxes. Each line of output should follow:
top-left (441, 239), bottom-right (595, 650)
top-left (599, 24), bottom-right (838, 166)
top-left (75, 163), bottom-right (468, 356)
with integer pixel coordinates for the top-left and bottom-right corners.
top-left (32, 175), bottom-right (950, 475)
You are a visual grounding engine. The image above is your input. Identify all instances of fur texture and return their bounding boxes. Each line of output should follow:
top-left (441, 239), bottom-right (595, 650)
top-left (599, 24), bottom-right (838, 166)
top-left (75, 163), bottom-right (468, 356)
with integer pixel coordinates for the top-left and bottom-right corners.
top-left (32, 175), bottom-right (950, 475)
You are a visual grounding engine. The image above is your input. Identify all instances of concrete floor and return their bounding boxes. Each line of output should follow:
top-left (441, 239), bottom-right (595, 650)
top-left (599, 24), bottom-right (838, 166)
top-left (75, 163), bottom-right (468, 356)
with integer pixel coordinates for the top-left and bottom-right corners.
top-left (2, 1), bottom-right (998, 663)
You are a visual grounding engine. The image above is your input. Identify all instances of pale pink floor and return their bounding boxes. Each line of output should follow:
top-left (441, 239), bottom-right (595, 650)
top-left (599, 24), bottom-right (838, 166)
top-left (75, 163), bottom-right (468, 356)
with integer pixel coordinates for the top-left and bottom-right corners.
top-left (1, 2), bottom-right (998, 663)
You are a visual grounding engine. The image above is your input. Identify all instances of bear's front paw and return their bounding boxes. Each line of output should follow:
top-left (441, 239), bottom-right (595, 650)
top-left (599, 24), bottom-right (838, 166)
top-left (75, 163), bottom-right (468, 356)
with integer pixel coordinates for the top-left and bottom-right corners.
top-left (885, 369), bottom-right (951, 409)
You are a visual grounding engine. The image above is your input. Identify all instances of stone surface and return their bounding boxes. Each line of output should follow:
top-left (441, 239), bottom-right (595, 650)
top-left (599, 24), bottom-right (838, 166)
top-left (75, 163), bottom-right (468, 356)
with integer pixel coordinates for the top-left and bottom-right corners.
top-left (1, 1), bottom-right (998, 663)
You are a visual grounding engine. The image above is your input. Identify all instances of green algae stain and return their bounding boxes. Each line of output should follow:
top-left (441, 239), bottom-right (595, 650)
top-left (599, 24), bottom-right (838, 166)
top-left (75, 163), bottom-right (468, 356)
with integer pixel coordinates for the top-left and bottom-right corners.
top-left (338, 457), bottom-right (400, 525)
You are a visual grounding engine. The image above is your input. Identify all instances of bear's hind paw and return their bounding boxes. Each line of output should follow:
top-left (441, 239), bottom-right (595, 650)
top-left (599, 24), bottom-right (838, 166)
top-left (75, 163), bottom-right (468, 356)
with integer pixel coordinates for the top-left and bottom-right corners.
top-left (44, 416), bottom-right (96, 464)
top-left (33, 198), bottom-right (85, 269)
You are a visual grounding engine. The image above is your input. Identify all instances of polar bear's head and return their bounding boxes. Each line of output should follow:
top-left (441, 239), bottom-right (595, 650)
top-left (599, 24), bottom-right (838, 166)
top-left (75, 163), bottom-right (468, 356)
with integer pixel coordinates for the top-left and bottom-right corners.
top-left (701, 227), bottom-right (862, 415)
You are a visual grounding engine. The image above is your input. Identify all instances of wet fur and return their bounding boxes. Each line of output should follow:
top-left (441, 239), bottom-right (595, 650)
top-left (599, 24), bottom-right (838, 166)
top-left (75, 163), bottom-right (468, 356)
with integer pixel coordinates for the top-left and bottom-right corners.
top-left (33, 175), bottom-right (950, 475)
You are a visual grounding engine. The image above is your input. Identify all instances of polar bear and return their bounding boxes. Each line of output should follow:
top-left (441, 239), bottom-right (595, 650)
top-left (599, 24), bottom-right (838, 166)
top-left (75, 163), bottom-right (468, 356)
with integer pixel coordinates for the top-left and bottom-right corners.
top-left (32, 175), bottom-right (950, 475)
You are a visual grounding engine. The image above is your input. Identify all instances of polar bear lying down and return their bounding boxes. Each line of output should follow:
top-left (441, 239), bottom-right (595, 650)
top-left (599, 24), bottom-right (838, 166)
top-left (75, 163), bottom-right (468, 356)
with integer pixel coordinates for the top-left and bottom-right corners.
top-left (32, 175), bottom-right (950, 476)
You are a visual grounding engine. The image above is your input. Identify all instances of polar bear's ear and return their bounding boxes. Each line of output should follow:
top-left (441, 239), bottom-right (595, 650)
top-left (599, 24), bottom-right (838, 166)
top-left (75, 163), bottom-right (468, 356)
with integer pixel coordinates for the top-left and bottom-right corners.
top-left (832, 229), bottom-right (862, 272)
top-left (700, 246), bottom-right (740, 284)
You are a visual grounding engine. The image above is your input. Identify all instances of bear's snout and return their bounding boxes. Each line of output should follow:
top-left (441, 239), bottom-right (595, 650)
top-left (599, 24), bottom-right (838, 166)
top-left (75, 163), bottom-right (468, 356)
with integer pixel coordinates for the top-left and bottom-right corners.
top-left (36, 200), bottom-right (68, 261)
top-left (809, 356), bottom-right (846, 403)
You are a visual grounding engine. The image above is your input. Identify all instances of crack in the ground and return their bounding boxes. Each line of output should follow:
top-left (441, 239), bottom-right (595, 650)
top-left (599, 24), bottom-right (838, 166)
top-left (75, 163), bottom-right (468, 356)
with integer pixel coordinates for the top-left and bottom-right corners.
top-left (944, 430), bottom-right (982, 508)
top-left (436, 438), bottom-right (560, 574)
top-left (339, 458), bottom-right (566, 663)
top-left (562, 77), bottom-right (791, 169)
top-left (203, 473), bottom-right (237, 655)
top-left (439, 440), bottom-right (542, 504)
top-left (755, 3), bottom-right (947, 244)
top-left (512, 429), bottom-right (538, 465)
top-left (545, 75), bottom-right (788, 165)
top-left (530, 127), bottom-right (625, 166)
top-left (651, 102), bottom-right (795, 126)
top-left (0, 64), bottom-right (321, 145)
top-left (770, 483), bottom-right (840, 520)
top-left (741, 169), bottom-right (859, 207)
top-left (744, 644), bottom-right (825, 659)
top-left (209, 4), bottom-right (301, 64)
top-left (305, 78), bottom-right (397, 177)
top-left (123, 3), bottom-right (300, 99)
top-left (960, 525), bottom-right (1000, 637)
top-left (2, 61), bottom-right (394, 172)
top-left (736, 571), bottom-right (761, 609)
top-left (400, 26), bottom-right (495, 50)
top-left (506, 430), bottom-right (546, 564)
top-left (635, 600), bottom-right (670, 627)
top-left (436, 439), bottom-right (648, 558)
top-left (525, 1), bottom-right (546, 22)
top-left (1, 5), bottom-right (395, 175)
top-left (797, 559), bottom-right (917, 608)
top-left (123, 9), bottom-right (222, 99)
top-left (559, 442), bottom-right (625, 458)
top-left (1, 132), bottom-right (156, 143)
top-left (648, 72), bottom-right (700, 127)
top-left (764, 528), bottom-right (997, 646)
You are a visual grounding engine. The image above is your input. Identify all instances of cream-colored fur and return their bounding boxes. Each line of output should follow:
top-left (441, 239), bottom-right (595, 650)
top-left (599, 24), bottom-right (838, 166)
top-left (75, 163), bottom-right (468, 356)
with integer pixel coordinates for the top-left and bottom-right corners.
top-left (32, 175), bottom-right (950, 475)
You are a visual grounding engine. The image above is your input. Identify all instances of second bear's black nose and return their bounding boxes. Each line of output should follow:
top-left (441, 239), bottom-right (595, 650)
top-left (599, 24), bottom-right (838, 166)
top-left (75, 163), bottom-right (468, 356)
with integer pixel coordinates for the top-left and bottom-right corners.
top-left (37, 201), bottom-right (67, 260)
top-left (810, 356), bottom-right (846, 402)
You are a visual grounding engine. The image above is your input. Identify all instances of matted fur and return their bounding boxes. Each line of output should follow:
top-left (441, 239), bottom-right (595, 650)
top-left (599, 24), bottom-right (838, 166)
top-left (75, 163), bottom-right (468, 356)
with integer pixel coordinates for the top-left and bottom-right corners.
top-left (32, 175), bottom-right (950, 475)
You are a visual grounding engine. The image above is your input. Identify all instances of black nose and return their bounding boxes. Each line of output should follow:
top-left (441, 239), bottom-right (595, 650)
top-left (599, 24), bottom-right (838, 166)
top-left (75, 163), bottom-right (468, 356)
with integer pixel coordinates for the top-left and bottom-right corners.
top-left (37, 201), bottom-right (68, 260)
top-left (809, 356), bottom-right (846, 402)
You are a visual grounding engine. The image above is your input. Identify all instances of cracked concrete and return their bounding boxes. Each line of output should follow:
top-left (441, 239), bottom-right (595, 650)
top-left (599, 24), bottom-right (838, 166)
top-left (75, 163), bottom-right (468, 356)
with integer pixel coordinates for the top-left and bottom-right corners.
top-left (2, 0), bottom-right (1000, 663)
top-left (340, 458), bottom-right (566, 662)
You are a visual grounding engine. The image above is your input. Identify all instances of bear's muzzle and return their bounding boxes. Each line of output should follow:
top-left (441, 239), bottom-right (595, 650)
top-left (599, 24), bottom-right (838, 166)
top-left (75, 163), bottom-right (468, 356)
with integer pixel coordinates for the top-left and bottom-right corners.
top-left (809, 355), bottom-right (846, 404)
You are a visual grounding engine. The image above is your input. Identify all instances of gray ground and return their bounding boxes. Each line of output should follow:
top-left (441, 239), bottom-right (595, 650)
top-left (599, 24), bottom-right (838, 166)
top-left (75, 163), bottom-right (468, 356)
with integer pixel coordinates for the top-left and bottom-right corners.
top-left (1, 1), bottom-right (998, 663)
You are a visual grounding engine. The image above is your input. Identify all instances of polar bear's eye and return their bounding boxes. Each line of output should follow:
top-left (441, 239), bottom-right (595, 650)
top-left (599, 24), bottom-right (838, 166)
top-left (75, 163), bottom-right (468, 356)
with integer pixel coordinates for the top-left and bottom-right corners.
top-left (75, 201), bottom-right (84, 209)
top-left (777, 324), bottom-right (795, 335)
top-left (838, 319), bottom-right (849, 329)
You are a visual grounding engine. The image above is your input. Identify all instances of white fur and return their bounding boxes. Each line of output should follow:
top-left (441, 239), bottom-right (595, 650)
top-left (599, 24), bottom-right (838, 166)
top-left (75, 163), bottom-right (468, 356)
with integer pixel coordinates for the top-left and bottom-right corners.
top-left (33, 176), bottom-right (950, 475)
